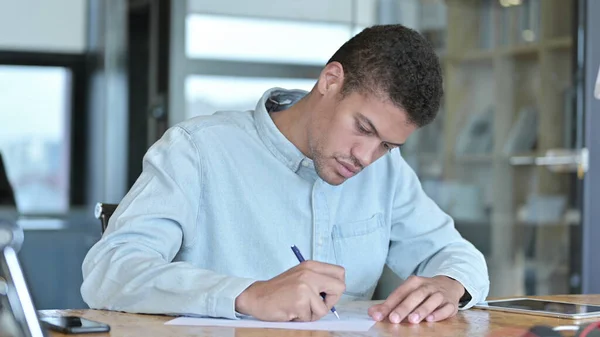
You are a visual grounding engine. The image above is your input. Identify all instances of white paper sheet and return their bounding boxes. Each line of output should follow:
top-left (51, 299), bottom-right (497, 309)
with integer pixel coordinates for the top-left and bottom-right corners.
top-left (165, 305), bottom-right (376, 332)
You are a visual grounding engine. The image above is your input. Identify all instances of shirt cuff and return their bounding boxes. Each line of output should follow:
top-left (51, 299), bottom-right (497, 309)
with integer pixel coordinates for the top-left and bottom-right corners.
top-left (434, 270), bottom-right (481, 310)
top-left (208, 277), bottom-right (257, 319)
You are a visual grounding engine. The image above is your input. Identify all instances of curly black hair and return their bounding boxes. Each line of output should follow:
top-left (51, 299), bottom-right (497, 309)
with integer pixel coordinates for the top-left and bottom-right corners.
top-left (327, 24), bottom-right (443, 128)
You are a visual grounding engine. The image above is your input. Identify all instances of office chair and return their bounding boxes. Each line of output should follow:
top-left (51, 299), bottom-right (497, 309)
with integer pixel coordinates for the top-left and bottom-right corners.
top-left (94, 203), bottom-right (118, 234)
top-left (0, 153), bottom-right (16, 206)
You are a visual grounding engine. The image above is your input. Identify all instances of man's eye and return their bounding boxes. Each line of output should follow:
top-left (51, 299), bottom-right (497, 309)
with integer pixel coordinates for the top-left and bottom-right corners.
top-left (357, 123), bottom-right (371, 134)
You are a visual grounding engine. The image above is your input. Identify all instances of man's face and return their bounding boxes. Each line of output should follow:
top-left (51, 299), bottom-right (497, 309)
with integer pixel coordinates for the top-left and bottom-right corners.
top-left (308, 89), bottom-right (418, 186)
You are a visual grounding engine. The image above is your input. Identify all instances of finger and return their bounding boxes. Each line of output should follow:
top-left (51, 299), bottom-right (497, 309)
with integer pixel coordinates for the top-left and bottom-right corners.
top-left (388, 284), bottom-right (436, 324)
top-left (318, 279), bottom-right (344, 311)
top-left (369, 276), bottom-right (421, 321)
top-left (288, 294), bottom-right (311, 322)
top-left (301, 272), bottom-right (346, 300)
top-left (309, 292), bottom-right (330, 321)
top-left (406, 292), bottom-right (445, 324)
top-left (424, 302), bottom-right (458, 322)
top-left (300, 260), bottom-right (345, 282)
top-left (296, 270), bottom-right (344, 310)
top-left (322, 290), bottom-right (342, 311)
top-left (293, 301), bottom-right (313, 322)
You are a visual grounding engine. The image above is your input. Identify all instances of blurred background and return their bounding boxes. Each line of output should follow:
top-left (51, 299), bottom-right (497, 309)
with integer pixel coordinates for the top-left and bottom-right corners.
top-left (0, 0), bottom-right (599, 310)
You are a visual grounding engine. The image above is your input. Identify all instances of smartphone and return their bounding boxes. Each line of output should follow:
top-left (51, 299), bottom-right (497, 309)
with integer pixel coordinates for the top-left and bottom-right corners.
top-left (39, 316), bottom-right (110, 334)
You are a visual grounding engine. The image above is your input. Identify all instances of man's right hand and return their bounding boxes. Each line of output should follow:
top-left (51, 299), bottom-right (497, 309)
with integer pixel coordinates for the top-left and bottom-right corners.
top-left (235, 260), bottom-right (346, 322)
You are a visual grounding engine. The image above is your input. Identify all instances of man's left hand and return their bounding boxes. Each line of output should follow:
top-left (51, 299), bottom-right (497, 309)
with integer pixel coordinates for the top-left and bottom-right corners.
top-left (368, 275), bottom-right (465, 324)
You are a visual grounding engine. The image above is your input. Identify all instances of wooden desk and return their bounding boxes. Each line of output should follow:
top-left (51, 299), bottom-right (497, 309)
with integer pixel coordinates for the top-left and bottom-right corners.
top-left (41, 295), bottom-right (600, 337)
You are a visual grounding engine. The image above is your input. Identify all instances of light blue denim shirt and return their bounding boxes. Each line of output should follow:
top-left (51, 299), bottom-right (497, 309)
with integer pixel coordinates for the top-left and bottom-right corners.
top-left (81, 88), bottom-right (489, 319)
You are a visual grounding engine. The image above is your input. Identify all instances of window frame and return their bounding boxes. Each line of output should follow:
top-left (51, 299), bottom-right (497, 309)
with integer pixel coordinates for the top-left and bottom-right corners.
top-left (0, 51), bottom-right (88, 210)
top-left (581, 0), bottom-right (600, 294)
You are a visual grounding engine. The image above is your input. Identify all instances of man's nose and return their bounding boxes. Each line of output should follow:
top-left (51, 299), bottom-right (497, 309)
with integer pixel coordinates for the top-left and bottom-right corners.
top-left (352, 139), bottom-right (381, 169)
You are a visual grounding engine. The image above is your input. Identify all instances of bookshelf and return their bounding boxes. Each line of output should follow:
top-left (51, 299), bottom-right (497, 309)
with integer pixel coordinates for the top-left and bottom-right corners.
top-left (404, 0), bottom-right (576, 297)
top-left (446, 37), bottom-right (572, 63)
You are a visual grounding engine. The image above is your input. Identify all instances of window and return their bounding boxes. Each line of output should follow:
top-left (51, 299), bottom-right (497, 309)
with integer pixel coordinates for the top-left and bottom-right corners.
top-left (0, 65), bottom-right (72, 214)
top-left (186, 14), bottom-right (361, 65)
top-left (185, 75), bottom-right (316, 118)
top-left (169, 2), bottom-right (369, 126)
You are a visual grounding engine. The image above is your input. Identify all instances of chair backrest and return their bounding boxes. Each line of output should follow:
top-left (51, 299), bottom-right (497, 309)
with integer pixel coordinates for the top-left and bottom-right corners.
top-left (0, 153), bottom-right (16, 206)
top-left (94, 203), bottom-right (118, 234)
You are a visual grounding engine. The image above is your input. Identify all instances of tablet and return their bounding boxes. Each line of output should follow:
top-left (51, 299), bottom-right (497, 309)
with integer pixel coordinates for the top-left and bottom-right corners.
top-left (0, 245), bottom-right (47, 337)
top-left (474, 298), bottom-right (600, 320)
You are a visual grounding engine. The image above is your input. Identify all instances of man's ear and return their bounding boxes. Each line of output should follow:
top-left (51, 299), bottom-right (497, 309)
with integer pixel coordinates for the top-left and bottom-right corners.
top-left (317, 62), bottom-right (344, 96)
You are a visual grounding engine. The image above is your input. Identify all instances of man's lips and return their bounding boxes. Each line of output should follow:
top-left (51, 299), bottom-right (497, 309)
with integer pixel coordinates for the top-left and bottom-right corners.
top-left (336, 159), bottom-right (359, 178)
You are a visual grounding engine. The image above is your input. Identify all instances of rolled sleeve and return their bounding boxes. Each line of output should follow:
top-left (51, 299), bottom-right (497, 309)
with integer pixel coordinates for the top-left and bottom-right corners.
top-left (386, 154), bottom-right (490, 306)
top-left (81, 126), bottom-right (257, 319)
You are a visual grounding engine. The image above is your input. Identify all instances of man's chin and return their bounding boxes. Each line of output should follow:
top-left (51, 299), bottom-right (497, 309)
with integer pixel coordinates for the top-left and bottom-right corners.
top-left (319, 171), bottom-right (347, 186)
top-left (323, 177), bottom-right (345, 186)
top-left (314, 162), bottom-right (347, 185)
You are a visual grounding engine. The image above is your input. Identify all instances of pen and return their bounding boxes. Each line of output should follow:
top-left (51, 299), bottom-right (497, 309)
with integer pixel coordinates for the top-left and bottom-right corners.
top-left (290, 245), bottom-right (340, 319)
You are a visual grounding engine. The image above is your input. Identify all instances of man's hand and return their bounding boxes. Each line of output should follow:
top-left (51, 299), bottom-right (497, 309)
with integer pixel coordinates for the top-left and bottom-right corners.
top-left (235, 261), bottom-right (346, 322)
top-left (368, 275), bottom-right (465, 324)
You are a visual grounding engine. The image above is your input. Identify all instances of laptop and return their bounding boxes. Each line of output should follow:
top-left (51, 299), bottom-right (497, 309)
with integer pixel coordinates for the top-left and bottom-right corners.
top-left (0, 223), bottom-right (47, 337)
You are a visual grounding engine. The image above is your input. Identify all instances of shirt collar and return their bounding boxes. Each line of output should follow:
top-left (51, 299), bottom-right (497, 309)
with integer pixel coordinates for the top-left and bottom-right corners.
top-left (253, 87), bottom-right (313, 173)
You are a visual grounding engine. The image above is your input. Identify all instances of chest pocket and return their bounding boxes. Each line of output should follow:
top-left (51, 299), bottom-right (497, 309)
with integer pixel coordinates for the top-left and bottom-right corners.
top-left (332, 213), bottom-right (389, 299)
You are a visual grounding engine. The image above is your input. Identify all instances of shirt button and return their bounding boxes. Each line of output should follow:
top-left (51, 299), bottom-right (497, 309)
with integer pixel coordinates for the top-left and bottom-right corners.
top-left (302, 161), bottom-right (309, 167)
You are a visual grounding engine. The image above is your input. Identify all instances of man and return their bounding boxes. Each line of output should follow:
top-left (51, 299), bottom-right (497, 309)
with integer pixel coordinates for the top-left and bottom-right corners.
top-left (81, 24), bottom-right (489, 324)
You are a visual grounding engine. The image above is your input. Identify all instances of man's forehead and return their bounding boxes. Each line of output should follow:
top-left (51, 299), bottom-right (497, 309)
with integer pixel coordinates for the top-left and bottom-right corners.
top-left (354, 93), bottom-right (411, 126)
top-left (349, 93), bottom-right (416, 144)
